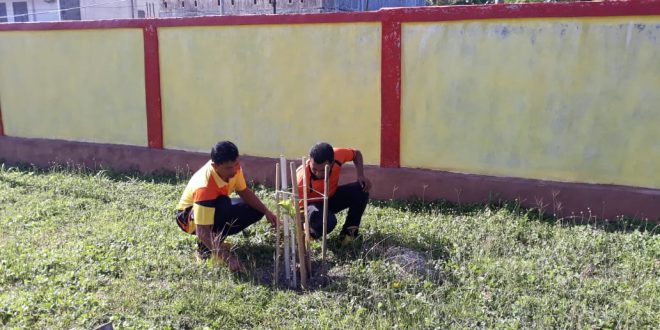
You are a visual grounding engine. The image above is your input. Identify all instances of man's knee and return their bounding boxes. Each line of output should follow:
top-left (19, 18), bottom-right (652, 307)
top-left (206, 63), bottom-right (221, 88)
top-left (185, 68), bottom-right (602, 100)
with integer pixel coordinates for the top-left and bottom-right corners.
top-left (358, 189), bottom-right (369, 203)
top-left (307, 204), bottom-right (337, 238)
top-left (347, 182), bottom-right (369, 196)
top-left (233, 199), bottom-right (264, 223)
top-left (248, 207), bottom-right (265, 223)
top-left (215, 195), bottom-right (232, 210)
top-left (351, 185), bottom-right (369, 207)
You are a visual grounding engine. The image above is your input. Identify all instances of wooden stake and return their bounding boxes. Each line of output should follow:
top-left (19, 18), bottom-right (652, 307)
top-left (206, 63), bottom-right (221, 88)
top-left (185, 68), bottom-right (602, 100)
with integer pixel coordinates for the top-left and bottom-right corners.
top-left (274, 162), bottom-right (281, 285)
top-left (280, 157), bottom-right (291, 285)
top-left (289, 213), bottom-right (297, 289)
top-left (290, 161), bottom-right (308, 289)
top-left (322, 164), bottom-right (330, 267)
top-left (301, 156), bottom-right (312, 274)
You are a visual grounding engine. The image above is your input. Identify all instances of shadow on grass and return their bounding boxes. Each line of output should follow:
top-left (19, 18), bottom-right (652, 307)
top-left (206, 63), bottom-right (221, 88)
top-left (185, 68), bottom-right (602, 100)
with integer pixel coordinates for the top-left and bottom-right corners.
top-left (486, 199), bottom-right (660, 236)
top-left (372, 197), bottom-right (659, 236)
top-left (1, 161), bottom-right (188, 185)
top-left (227, 227), bottom-right (446, 293)
top-left (3, 162), bottom-right (657, 236)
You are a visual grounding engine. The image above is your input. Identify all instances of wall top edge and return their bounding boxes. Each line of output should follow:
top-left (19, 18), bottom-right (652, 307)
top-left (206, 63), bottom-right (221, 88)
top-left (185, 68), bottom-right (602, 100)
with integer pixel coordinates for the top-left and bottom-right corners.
top-left (1, 1), bottom-right (659, 31)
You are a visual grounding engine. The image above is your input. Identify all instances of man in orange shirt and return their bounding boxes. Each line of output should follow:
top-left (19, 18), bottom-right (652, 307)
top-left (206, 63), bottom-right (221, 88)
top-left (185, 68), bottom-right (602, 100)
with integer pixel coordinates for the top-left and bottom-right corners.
top-left (175, 141), bottom-right (278, 272)
top-left (297, 142), bottom-right (372, 244)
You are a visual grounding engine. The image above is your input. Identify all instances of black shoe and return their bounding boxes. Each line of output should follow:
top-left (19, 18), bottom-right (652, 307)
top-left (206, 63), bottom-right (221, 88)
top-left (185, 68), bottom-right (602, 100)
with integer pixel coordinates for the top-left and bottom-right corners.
top-left (196, 241), bottom-right (211, 261)
top-left (308, 226), bottom-right (322, 240)
top-left (338, 226), bottom-right (360, 246)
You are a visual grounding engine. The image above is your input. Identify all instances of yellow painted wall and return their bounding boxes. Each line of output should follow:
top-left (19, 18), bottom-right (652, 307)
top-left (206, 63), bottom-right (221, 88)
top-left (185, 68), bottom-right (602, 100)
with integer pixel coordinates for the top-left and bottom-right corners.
top-left (159, 23), bottom-right (381, 165)
top-left (402, 18), bottom-right (660, 189)
top-left (0, 29), bottom-right (147, 146)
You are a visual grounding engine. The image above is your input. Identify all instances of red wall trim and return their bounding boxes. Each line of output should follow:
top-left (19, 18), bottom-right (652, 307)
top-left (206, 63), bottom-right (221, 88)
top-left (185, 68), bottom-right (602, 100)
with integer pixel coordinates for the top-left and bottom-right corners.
top-left (0, 12), bottom-right (381, 31)
top-left (153, 11), bottom-right (381, 27)
top-left (143, 24), bottom-right (163, 149)
top-left (0, 1), bottom-right (657, 32)
top-left (387, 1), bottom-right (660, 22)
top-left (380, 13), bottom-right (401, 168)
top-left (0, 20), bottom-right (147, 31)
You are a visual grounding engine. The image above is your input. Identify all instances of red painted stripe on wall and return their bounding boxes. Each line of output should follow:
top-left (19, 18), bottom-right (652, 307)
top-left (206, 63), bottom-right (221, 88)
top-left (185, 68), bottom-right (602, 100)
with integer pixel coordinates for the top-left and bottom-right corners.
top-left (0, 19), bottom-right (146, 31)
top-left (0, 1), bottom-right (657, 33)
top-left (143, 25), bottom-right (163, 149)
top-left (153, 11), bottom-right (381, 27)
top-left (387, 1), bottom-right (660, 22)
top-left (380, 13), bottom-right (401, 168)
top-left (0, 12), bottom-right (381, 31)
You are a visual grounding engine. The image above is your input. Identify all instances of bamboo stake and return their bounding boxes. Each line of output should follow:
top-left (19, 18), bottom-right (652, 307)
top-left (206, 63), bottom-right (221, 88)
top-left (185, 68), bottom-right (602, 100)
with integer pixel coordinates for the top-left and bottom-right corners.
top-left (289, 213), bottom-right (297, 288)
top-left (279, 156), bottom-right (291, 285)
top-left (322, 164), bottom-right (330, 267)
top-left (274, 162), bottom-right (281, 285)
top-left (301, 156), bottom-right (312, 273)
top-left (290, 161), bottom-right (308, 289)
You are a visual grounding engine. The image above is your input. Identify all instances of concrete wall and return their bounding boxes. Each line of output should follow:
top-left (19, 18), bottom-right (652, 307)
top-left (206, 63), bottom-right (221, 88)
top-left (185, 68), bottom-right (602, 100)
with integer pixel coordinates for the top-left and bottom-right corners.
top-left (0, 28), bottom-right (148, 146)
top-left (158, 23), bottom-right (381, 164)
top-left (401, 17), bottom-right (660, 189)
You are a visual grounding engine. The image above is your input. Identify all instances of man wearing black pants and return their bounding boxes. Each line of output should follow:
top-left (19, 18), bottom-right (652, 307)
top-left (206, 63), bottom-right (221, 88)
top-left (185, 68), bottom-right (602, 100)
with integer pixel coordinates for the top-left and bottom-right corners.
top-left (296, 142), bottom-right (372, 245)
top-left (175, 141), bottom-right (278, 272)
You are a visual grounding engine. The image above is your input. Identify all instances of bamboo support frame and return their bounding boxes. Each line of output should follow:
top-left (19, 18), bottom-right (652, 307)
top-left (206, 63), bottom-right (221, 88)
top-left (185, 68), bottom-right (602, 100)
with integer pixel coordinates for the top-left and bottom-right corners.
top-left (272, 156), bottom-right (331, 288)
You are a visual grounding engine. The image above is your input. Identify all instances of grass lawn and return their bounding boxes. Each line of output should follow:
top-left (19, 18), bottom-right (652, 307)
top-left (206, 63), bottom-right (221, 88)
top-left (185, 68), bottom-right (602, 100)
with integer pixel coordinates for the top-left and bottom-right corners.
top-left (0, 164), bottom-right (658, 329)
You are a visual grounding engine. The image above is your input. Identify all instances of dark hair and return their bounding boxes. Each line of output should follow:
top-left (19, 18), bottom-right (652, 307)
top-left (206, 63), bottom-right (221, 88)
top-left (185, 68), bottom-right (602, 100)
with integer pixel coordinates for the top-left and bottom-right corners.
top-left (211, 141), bottom-right (239, 164)
top-left (309, 142), bottom-right (334, 164)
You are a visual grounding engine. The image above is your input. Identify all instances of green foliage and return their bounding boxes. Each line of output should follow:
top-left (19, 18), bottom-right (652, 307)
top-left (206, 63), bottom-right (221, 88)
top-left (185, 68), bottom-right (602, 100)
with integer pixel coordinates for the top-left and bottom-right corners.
top-left (1, 164), bottom-right (658, 328)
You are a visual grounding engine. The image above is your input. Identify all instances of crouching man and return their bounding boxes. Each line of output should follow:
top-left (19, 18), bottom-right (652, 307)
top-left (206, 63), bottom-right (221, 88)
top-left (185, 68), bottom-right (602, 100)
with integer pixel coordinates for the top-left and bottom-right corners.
top-left (296, 142), bottom-right (371, 245)
top-left (175, 141), bottom-right (278, 272)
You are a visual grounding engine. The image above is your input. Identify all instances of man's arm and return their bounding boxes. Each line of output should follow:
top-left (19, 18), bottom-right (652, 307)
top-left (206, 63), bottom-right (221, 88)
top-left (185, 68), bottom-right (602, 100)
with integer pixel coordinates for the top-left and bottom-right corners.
top-left (237, 188), bottom-right (278, 227)
top-left (353, 150), bottom-right (372, 192)
top-left (196, 224), bottom-right (244, 272)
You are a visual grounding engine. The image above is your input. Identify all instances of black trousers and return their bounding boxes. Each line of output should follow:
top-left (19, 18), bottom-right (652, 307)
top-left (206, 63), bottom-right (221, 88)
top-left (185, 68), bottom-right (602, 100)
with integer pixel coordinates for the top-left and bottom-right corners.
top-left (306, 182), bottom-right (369, 238)
top-left (191, 196), bottom-right (263, 255)
top-left (210, 196), bottom-right (264, 239)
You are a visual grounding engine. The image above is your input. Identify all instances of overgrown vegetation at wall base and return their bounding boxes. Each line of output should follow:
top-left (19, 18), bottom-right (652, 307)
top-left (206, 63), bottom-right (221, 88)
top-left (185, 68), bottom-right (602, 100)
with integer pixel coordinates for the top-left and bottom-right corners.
top-left (0, 165), bottom-right (658, 328)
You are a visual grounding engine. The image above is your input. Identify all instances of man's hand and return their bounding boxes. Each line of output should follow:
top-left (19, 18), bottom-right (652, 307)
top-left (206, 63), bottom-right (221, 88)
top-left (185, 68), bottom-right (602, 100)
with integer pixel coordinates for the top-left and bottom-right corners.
top-left (265, 211), bottom-right (279, 228)
top-left (358, 175), bottom-right (372, 192)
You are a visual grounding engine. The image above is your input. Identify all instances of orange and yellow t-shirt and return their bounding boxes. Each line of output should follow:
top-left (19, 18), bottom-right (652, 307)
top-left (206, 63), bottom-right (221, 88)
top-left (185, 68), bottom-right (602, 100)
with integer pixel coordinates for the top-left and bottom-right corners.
top-left (296, 148), bottom-right (356, 200)
top-left (176, 160), bottom-right (247, 231)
